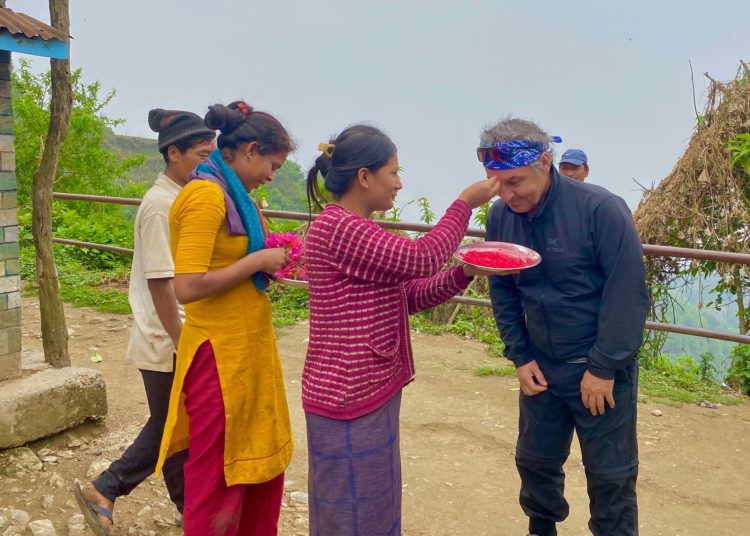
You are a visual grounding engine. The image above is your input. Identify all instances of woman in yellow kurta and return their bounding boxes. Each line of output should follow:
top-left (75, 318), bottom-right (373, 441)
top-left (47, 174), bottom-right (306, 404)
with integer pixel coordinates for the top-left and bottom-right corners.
top-left (156, 101), bottom-right (294, 536)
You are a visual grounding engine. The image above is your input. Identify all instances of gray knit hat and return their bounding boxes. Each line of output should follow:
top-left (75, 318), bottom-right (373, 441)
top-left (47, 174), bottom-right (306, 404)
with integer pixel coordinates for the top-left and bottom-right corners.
top-left (148, 108), bottom-right (215, 151)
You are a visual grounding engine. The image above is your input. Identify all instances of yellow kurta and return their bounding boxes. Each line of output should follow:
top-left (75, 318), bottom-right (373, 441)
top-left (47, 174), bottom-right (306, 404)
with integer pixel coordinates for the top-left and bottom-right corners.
top-left (155, 180), bottom-right (293, 486)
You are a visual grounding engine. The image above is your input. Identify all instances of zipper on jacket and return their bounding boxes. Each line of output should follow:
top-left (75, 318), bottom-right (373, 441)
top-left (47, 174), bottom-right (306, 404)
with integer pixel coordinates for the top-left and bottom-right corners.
top-left (528, 219), bottom-right (554, 359)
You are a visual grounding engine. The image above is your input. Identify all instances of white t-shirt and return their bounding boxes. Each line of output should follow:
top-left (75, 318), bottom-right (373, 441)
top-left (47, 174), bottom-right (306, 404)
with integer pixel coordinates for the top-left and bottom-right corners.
top-left (126, 173), bottom-right (185, 372)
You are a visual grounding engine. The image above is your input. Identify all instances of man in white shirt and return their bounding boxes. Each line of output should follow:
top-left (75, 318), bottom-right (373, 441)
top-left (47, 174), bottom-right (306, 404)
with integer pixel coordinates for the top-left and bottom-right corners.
top-left (75, 109), bottom-right (215, 535)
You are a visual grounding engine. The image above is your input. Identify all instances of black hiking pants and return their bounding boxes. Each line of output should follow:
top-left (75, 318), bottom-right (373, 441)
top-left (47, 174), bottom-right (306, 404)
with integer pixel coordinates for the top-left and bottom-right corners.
top-left (516, 358), bottom-right (639, 536)
top-left (93, 363), bottom-right (187, 513)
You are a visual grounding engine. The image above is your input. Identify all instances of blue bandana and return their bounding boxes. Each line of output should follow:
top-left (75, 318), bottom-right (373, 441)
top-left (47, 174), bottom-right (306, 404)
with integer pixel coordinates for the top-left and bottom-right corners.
top-left (481, 136), bottom-right (562, 170)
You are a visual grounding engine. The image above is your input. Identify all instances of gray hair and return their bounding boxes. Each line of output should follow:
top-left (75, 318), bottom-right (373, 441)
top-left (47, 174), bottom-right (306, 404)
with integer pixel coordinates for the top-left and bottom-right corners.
top-left (479, 116), bottom-right (555, 163)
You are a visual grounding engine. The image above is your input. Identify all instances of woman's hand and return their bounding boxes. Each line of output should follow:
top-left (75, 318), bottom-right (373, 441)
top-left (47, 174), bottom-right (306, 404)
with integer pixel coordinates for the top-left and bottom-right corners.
top-left (458, 177), bottom-right (502, 209)
top-left (252, 247), bottom-right (289, 274)
top-left (175, 248), bottom-right (289, 304)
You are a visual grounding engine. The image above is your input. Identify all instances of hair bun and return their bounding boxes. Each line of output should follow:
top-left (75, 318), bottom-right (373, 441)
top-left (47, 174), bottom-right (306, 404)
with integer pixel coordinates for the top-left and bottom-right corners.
top-left (204, 103), bottom-right (246, 133)
top-left (315, 152), bottom-right (332, 178)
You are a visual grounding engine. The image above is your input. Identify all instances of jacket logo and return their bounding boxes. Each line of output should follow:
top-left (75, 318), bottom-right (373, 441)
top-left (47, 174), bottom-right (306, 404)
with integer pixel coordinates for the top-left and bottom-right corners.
top-left (545, 237), bottom-right (564, 253)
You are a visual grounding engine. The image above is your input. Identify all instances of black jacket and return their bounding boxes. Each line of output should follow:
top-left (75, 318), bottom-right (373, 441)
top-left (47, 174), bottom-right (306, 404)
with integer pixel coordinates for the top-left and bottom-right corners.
top-left (486, 168), bottom-right (649, 379)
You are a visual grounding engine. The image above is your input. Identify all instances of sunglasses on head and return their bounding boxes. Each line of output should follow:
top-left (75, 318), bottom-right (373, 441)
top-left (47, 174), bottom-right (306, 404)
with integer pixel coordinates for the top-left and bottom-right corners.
top-left (476, 143), bottom-right (545, 164)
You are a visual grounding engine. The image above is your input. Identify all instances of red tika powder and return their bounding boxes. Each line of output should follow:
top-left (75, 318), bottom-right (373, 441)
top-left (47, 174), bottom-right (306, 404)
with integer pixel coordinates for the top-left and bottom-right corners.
top-left (460, 249), bottom-right (528, 269)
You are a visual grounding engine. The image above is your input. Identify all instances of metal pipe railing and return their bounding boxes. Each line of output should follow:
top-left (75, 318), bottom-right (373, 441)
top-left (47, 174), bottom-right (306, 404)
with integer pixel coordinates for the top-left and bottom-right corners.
top-left (50, 191), bottom-right (750, 344)
top-left (51, 238), bottom-right (135, 255)
top-left (52, 192), bottom-right (750, 263)
top-left (53, 192), bottom-right (142, 206)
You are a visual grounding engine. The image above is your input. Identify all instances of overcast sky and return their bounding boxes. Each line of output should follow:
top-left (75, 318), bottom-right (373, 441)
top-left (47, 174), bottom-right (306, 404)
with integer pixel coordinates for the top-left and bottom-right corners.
top-left (15, 0), bottom-right (750, 220)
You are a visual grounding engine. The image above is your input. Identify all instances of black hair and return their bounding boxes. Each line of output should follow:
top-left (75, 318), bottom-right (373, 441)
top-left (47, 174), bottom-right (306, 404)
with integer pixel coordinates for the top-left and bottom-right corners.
top-left (204, 101), bottom-right (294, 156)
top-left (160, 131), bottom-right (216, 163)
top-left (306, 124), bottom-right (397, 212)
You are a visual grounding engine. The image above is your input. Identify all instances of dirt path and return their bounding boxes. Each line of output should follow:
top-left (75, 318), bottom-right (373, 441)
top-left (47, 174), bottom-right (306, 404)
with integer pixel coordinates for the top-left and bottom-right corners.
top-left (2, 298), bottom-right (749, 535)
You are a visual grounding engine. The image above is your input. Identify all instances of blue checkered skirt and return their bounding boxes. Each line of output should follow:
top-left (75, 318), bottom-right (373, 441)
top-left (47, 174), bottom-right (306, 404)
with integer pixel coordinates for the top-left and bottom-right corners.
top-left (305, 391), bottom-right (402, 536)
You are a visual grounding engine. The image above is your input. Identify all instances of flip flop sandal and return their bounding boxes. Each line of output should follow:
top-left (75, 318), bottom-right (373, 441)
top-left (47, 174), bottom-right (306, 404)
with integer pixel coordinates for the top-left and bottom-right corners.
top-left (73, 481), bottom-right (114, 536)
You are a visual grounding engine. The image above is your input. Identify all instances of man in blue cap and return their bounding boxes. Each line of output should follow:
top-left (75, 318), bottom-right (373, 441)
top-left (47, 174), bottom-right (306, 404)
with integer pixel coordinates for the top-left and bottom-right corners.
top-left (559, 148), bottom-right (589, 182)
top-left (479, 117), bottom-right (648, 536)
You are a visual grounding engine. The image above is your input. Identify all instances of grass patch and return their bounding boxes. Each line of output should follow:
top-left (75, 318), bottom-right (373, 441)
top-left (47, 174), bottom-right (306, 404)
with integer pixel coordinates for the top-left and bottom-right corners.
top-left (21, 246), bottom-right (132, 314)
top-left (59, 285), bottom-right (131, 314)
top-left (57, 264), bottom-right (131, 315)
top-left (411, 308), bottom-right (505, 356)
top-left (639, 365), bottom-right (742, 406)
top-left (475, 365), bottom-right (516, 377)
top-left (267, 285), bottom-right (310, 328)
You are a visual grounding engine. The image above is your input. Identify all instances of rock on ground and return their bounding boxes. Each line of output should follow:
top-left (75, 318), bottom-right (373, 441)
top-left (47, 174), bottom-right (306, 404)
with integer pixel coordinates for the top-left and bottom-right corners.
top-left (27, 519), bottom-right (56, 536)
top-left (67, 514), bottom-right (86, 535)
top-left (9, 509), bottom-right (29, 529)
top-left (0, 448), bottom-right (42, 477)
top-left (86, 459), bottom-right (112, 479)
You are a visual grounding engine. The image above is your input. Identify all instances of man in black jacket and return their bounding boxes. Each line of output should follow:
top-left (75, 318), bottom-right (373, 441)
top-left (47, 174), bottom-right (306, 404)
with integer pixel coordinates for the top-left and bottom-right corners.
top-left (481, 117), bottom-right (648, 536)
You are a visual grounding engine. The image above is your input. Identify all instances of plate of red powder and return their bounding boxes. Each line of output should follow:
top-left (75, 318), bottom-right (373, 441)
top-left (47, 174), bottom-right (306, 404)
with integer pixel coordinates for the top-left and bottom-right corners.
top-left (454, 241), bottom-right (541, 275)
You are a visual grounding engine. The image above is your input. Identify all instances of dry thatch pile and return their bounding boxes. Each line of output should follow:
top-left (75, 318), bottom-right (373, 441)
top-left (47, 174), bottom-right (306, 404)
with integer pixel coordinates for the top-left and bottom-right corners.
top-left (634, 62), bottom-right (750, 337)
top-left (634, 62), bottom-right (750, 270)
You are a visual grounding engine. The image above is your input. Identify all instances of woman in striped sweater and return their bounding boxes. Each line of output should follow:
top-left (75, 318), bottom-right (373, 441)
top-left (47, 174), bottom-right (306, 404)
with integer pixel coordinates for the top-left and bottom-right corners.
top-left (302, 124), bottom-right (501, 535)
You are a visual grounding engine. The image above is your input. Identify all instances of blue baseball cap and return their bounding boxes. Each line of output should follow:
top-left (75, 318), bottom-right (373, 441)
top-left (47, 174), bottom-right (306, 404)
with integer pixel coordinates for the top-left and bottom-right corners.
top-left (559, 149), bottom-right (588, 166)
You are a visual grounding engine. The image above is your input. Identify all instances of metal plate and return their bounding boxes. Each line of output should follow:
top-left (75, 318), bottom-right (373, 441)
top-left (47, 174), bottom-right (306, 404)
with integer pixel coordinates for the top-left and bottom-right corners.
top-left (273, 277), bottom-right (309, 289)
top-left (454, 241), bottom-right (541, 275)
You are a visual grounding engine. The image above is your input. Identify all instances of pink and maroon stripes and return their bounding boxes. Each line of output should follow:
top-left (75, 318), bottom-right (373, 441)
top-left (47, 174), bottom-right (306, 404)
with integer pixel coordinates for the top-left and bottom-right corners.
top-left (302, 200), bottom-right (472, 420)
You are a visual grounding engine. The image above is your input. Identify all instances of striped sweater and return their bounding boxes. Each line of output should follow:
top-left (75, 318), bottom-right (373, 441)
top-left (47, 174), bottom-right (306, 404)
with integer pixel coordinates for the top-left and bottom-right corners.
top-left (302, 199), bottom-right (473, 420)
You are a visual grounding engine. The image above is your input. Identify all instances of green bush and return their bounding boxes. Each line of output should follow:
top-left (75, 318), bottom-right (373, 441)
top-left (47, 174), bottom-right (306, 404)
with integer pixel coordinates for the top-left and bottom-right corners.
top-left (727, 345), bottom-right (750, 395)
top-left (697, 352), bottom-right (718, 383)
top-left (52, 206), bottom-right (134, 271)
top-left (266, 284), bottom-right (310, 327)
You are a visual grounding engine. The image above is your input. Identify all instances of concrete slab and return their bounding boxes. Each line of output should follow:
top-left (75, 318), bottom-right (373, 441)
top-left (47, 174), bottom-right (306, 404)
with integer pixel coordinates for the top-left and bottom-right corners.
top-left (0, 367), bottom-right (107, 449)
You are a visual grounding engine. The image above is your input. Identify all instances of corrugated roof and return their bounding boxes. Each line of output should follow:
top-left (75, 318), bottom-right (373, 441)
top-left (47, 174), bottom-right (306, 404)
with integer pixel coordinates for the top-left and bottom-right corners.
top-left (0, 7), bottom-right (68, 42)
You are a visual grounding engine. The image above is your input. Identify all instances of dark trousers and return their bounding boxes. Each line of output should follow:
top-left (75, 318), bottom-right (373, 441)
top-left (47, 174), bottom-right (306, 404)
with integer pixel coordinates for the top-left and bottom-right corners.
top-left (516, 359), bottom-right (639, 536)
top-left (93, 365), bottom-right (187, 513)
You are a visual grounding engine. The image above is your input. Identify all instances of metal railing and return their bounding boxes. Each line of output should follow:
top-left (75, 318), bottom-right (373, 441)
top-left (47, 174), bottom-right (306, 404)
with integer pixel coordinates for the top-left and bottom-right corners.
top-left (51, 192), bottom-right (750, 345)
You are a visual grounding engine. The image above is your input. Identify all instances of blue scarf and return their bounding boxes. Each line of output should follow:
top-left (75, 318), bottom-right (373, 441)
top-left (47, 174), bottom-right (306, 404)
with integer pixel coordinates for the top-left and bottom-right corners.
top-left (193, 149), bottom-right (268, 292)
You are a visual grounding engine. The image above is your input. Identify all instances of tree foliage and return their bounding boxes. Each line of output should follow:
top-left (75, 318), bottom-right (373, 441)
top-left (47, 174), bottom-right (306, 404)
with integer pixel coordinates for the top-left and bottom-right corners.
top-left (13, 60), bottom-right (144, 270)
top-left (257, 160), bottom-right (308, 212)
top-left (12, 59), bottom-right (145, 212)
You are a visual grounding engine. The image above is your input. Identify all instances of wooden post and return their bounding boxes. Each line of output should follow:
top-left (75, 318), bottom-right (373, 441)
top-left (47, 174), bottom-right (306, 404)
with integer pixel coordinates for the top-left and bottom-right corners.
top-left (31, 0), bottom-right (71, 367)
top-left (447, 278), bottom-right (475, 325)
